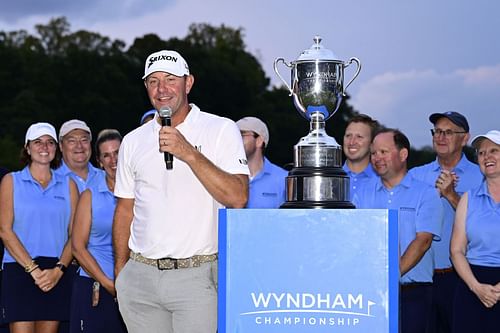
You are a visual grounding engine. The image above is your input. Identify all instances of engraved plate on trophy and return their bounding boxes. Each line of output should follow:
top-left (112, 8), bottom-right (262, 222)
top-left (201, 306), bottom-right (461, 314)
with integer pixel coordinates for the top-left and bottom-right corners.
top-left (274, 36), bottom-right (361, 208)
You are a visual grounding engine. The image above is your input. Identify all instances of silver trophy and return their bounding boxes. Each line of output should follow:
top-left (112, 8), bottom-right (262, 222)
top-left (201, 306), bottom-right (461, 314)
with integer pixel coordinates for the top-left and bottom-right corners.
top-left (274, 36), bottom-right (361, 208)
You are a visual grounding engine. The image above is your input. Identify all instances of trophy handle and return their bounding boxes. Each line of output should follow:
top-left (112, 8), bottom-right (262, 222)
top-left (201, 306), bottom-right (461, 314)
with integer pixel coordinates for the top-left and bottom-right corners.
top-left (273, 58), bottom-right (293, 96)
top-left (343, 57), bottom-right (361, 95)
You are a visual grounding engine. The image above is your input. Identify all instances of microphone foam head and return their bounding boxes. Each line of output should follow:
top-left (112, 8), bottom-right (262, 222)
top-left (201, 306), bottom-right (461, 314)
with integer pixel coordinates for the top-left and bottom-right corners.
top-left (158, 106), bottom-right (172, 118)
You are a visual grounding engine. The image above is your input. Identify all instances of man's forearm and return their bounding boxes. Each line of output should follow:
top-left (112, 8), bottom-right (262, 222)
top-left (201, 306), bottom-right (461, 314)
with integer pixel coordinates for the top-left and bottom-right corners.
top-left (113, 220), bottom-right (131, 276)
top-left (400, 233), bottom-right (433, 276)
top-left (112, 199), bottom-right (134, 277)
top-left (187, 149), bottom-right (248, 208)
top-left (443, 190), bottom-right (461, 210)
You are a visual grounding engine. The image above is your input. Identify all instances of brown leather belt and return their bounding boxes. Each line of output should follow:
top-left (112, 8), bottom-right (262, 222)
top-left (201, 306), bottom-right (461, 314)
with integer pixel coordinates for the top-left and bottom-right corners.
top-left (130, 251), bottom-right (217, 270)
top-left (434, 267), bottom-right (454, 275)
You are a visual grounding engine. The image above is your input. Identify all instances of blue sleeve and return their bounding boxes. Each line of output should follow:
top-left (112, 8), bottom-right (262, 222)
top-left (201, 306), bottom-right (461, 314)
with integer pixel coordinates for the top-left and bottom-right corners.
top-left (415, 185), bottom-right (443, 240)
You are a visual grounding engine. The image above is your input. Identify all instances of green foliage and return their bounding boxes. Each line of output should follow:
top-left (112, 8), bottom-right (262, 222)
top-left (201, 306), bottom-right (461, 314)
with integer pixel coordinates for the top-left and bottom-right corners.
top-left (463, 146), bottom-right (477, 164)
top-left (0, 16), bottom-right (437, 171)
top-left (0, 136), bottom-right (21, 170)
top-left (407, 145), bottom-right (478, 169)
top-left (408, 146), bottom-right (436, 169)
top-left (0, 17), bottom-right (144, 170)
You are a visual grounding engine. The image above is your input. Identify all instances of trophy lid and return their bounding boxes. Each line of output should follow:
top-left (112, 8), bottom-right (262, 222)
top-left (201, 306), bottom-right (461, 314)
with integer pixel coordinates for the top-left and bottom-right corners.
top-left (296, 36), bottom-right (340, 62)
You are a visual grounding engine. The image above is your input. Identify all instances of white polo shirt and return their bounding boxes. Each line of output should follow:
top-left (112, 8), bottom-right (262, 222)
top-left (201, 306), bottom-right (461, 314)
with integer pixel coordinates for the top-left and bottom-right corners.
top-left (115, 104), bottom-right (249, 259)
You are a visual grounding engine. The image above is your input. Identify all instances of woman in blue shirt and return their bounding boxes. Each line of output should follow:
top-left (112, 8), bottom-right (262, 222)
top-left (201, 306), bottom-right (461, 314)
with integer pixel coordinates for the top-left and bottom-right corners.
top-left (0, 122), bottom-right (78, 333)
top-left (450, 130), bottom-right (500, 333)
top-left (70, 129), bottom-right (126, 333)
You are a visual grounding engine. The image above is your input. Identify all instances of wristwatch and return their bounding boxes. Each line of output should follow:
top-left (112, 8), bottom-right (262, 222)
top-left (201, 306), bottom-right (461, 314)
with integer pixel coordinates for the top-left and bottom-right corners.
top-left (55, 262), bottom-right (67, 273)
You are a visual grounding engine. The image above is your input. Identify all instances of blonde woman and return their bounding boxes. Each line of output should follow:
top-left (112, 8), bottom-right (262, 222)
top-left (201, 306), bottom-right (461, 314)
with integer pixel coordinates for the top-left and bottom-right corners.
top-left (450, 130), bottom-right (500, 332)
top-left (70, 129), bottom-right (126, 333)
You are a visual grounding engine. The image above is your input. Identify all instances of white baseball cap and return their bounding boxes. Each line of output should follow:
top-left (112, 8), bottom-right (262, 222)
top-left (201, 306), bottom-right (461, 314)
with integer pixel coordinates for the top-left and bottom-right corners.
top-left (59, 119), bottom-right (92, 141)
top-left (471, 130), bottom-right (500, 149)
top-left (142, 50), bottom-right (190, 79)
top-left (236, 116), bottom-right (270, 146)
top-left (25, 122), bottom-right (58, 144)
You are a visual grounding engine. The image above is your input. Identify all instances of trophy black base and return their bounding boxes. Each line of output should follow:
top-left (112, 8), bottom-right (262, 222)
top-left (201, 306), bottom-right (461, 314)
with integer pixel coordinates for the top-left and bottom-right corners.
top-left (280, 200), bottom-right (355, 209)
top-left (280, 166), bottom-right (355, 209)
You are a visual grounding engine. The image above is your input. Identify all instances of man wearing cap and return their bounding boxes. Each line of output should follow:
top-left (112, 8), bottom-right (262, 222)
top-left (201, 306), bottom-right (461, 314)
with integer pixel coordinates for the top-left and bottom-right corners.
top-left (113, 50), bottom-right (249, 332)
top-left (409, 111), bottom-right (482, 333)
top-left (236, 116), bottom-right (287, 208)
top-left (56, 119), bottom-right (102, 193)
top-left (56, 119), bottom-right (101, 333)
top-left (342, 114), bottom-right (380, 200)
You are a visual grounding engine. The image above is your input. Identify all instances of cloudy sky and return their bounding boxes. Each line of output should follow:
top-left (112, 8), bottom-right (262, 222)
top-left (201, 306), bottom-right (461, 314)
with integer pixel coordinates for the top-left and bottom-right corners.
top-left (1, 0), bottom-right (499, 148)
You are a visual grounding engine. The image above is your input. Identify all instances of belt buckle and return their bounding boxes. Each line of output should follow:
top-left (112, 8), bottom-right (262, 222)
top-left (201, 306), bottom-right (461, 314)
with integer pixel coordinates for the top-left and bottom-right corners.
top-left (157, 258), bottom-right (176, 270)
top-left (155, 256), bottom-right (208, 270)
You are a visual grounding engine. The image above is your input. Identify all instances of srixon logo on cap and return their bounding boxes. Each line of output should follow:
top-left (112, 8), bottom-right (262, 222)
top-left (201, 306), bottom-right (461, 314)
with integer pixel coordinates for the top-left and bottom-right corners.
top-left (148, 54), bottom-right (178, 68)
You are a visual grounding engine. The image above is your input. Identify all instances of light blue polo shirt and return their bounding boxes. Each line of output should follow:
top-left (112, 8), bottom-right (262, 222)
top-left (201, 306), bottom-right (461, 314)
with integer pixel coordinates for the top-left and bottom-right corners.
top-left (55, 160), bottom-right (103, 193)
top-left (354, 173), bottom-right (443, 283)
top-left (465, 180), bottom-right (500, 267)
top-left (409, 154), bottom-right (483, 268)
top-left (246, 157), bottom-right (288, 208)
top-left (342, 162), bottom-right (377, 201)
top-left (79, 172), bottom-right (117, 280)
top-left (3, 167), bottom-right (71, 264)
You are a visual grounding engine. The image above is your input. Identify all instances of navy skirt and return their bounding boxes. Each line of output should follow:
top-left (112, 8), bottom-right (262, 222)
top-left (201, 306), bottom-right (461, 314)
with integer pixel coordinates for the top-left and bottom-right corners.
top-left (1, 256), bottom-right (72, 323)
top-left (70, 275), bottom-right (126, 333)
top-left (452, 264), bottom-right (500, 333)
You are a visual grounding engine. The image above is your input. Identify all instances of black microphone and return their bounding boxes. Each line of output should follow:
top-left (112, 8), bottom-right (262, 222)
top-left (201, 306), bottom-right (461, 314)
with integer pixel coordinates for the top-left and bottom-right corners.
top-left (158, 106), bottom-right (173, 170)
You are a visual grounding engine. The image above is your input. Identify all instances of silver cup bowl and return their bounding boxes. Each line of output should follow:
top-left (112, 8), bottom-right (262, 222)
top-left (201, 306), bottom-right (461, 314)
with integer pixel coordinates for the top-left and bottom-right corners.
top-left (292, 61), bottom-right (344, 121)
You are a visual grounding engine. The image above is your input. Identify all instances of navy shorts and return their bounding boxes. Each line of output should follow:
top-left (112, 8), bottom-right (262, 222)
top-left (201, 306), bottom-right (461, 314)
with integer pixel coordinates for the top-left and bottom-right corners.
top-left (1, 256), bottom-right (72, 323)
top-left (70, 275), bottom-right (126, 333)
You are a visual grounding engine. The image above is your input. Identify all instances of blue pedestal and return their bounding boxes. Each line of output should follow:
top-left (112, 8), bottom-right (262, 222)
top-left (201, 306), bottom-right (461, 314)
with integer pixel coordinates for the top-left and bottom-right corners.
top-left (218, 209), bottom-right (398, 333)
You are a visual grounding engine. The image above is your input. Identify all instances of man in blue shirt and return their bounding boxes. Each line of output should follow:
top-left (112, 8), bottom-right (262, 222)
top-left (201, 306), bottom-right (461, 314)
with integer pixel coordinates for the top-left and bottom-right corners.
top-left (55, 119), bottom-right (103, 333)
top-left (342, 114), bottom-right (380, 200)
top-left (236, 117), bottom-right (287, 208)
top-left (354, 128), bottom-right (443, 333)
top-left (409, 111), bottom-right (482, 333)
top-left (56, 119), bottom-right (102, 193)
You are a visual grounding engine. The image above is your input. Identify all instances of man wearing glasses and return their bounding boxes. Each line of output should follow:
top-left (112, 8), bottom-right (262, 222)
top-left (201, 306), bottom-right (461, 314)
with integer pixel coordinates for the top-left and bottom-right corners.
top-left (55, 119), bottom-right (102, 333)
top-left (409, 111), bottom-right (483, 333)
top-left (236, 116), bottom-right (288, 208)
top-left (56, 119), bottom-right (102, 193)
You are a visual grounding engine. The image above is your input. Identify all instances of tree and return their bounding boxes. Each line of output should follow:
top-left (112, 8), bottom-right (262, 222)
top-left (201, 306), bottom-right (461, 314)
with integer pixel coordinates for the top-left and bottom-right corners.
top-left (2, 17), bottom-right (421, 171)
top-left (170, 23), bottom-right (270, 121)
top-left (35, 17), bottom-right (71, 56)
top-left (0, 17), bottom-right (138, 170)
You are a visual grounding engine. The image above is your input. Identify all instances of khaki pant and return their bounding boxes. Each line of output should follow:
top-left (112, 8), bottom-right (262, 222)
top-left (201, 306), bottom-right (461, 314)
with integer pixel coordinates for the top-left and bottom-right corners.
top-left (116, 259), bottom-right (217, 333)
